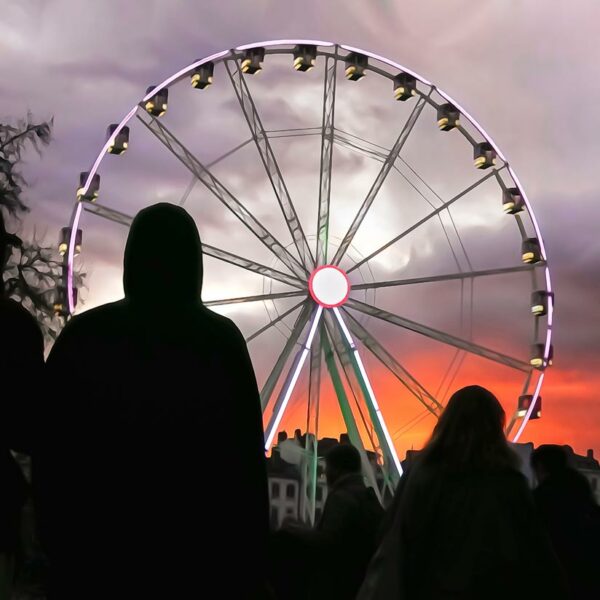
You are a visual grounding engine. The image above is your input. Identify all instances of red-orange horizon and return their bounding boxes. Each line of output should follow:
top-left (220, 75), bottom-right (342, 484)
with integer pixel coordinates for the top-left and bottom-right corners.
top-left (272, 359), bottom-right (600, 460)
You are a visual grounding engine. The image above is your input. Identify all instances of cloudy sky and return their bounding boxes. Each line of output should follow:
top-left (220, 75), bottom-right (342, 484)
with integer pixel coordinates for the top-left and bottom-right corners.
top-left (2, 0), bottom-right (599, 458)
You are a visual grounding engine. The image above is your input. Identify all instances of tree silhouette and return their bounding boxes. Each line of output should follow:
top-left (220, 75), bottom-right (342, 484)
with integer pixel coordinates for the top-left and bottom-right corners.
top-left (1, 113), bottom-right (84, 341)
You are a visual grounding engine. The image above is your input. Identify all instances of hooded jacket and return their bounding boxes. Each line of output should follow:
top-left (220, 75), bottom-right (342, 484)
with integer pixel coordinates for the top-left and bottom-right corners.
top-left (35, 204), bottom-right (270, 598)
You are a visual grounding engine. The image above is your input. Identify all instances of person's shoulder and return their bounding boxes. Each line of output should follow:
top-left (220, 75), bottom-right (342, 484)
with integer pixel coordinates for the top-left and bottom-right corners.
top-left (486, 467), bottom-right (532, 497)
top-left (199, 306), bottom-right (245, 341)
top-left (0, 297), bottom-right (43, 344)
top-left (0, 297), bottom-right (40, 328)
top-left (59, 300), bottom-right (127, 338)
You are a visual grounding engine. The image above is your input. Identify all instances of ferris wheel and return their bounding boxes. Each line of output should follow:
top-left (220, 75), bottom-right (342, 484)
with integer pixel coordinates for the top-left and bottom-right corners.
top-left (58, 40), bottom-right (553, 520)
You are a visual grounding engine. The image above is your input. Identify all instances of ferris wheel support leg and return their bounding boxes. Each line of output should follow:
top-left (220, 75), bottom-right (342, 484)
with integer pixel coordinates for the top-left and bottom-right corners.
top-left (302, 326), bottom-right (323, 525)
top-left (332, 309), bottom-right (403, 488)
top-left (264, 306), bottom-right (324, 451)
top-left (321, 327), bottom-right (383, 505)
top-left (323, 314), bottom-right (396, 497)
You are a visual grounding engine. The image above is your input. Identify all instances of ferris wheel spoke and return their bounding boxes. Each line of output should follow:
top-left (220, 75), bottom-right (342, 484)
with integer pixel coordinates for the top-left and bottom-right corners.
top-left (178, 138), bottom-right (257, 206)
top-left (225, 59), bottom-right (315, 269)
top-left (84, 202), bottom-right (304, 289)
top-left (246, 300), bottom-right (305, 343)
top-left (331, 96), bottom-right (428, 267)
top-left (341, 308), bottom-right (443, 416)
top-left (391, 159), bottom-right (475, 273)
top-left (347, 298), bottom-right (529, 372)
top-left (204, 289), bottom-right (305, 307)
top-left (329, 132), bottom-right (473, 275)
top-left (347, 169), bottom-right (499, 275)
top-left (137, 113), bottom-right (307, 279)
top-left (321, 323), bottom-right (387, 501)
top-left (352, 264), bottom-right (540, 291)
top-left (333, 129), bottom-right (388, 162)
top-left (322, 316), bottom-right (378, 449)
top-left (260, 301), bottom-right (313, 411)
top-left (202, 245), bottom-right (305, 289)
top-left (264, 305), bottom-right (324, 450)
top-left (84, 202), bottom-right (133, 228)
top-left (266, 127), bottom-right (321, 139)
top-left (316, 54), bottom-right (338, 266)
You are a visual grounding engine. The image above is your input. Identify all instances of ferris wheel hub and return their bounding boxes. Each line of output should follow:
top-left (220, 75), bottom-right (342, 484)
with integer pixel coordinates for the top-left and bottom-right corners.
top-left (308, 265), bottom-right (351, 308)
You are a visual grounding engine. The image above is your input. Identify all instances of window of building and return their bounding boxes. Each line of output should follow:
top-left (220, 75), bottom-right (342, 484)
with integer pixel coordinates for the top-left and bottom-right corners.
top-left (315, 508), bottom-right (322, 522)
top-left (286, 483), bottom-right (295, 499)
top-left (286, 507), bottom-right (295, 516)
top-left (591, 477), bottom-right (598, 491)
top-left (316, 486), bottom-right (323, 501)
top-left (272, 482), bottom-right (280, 499)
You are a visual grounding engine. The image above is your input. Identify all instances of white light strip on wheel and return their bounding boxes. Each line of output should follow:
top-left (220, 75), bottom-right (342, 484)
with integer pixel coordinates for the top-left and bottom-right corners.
top-left (333, 307), bottom-right (403, 476)
top-left (264, 305), bottom-right (324, 451)
top-left (340, 44), bottom-right (432, 86)
top-left (236, 39), bottom-right (334, 51)
top-left (66, 202), bottom-right (83, 313)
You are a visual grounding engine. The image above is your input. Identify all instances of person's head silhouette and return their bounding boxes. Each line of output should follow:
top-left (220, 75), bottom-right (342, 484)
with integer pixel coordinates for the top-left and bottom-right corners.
top-left (123, 203), bottom-right (203, 306)
top-left (325, 443), bottom-right (362, 487)
top-left (422, 385), bottom-right (518, 470)
top-left (530, 444), bottom-right (569, 483)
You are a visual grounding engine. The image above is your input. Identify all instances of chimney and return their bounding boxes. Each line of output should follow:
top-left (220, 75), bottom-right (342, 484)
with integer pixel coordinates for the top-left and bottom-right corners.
top-left (277, 431), bottom-right (288, 444)
top-left (294, 428), bottom-right (302, 440)
top-left (587, 449), bottom-right (594, 459)
top-left (340, 433), bottom-right (350, 445)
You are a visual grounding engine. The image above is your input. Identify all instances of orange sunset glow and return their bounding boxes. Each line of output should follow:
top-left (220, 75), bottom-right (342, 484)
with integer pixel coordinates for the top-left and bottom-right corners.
top-left (275, 359), bottom-right (600, 460)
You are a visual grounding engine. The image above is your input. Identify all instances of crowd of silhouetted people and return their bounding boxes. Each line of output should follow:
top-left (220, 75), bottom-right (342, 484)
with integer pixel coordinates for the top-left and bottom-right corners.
top-left (1, 204), bottom-right (599, 599)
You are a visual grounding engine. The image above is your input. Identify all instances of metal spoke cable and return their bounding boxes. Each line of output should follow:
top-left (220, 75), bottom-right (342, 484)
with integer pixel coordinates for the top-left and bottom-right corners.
top-left (246, 300), bottom-right (305, 343)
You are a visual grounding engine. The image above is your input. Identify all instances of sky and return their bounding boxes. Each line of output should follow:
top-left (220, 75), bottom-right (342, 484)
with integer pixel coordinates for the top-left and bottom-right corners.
top-left (2, 0), bottom-right (600, 459)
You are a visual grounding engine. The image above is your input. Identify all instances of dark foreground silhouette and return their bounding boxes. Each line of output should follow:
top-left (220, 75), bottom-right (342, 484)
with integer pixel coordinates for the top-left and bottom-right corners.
top-left (1, 212), bottom-right (44, 598)
top-left (532, 445), bottom-right (600, 600)
top-left (272, 444), bottom-right (383, 600)
top-left (358, 385), bottom-right (569, 600)
top-left (34, 204), bottom-right (270, 598)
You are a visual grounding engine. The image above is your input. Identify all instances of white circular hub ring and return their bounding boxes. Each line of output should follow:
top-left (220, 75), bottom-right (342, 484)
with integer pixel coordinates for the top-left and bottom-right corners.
top-left (308, 265), bottom-right (351, 308)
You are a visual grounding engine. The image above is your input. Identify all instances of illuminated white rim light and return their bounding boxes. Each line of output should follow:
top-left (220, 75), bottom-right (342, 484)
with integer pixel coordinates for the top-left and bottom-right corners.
top-left (308, 265), bottom-right (350, 308)
top-left (67, 39), bottom-right (553, 465)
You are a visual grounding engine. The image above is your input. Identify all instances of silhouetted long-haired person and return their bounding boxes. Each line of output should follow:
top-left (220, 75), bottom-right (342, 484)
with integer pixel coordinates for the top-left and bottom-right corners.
top-left (358, 385), bottom-right (568, 600)
top-left (0, 212), bottom-right (43, 598)
top-left (531, 445), bottom-right (600, 600)
top-left (35, 204), bottom-right (270, 598)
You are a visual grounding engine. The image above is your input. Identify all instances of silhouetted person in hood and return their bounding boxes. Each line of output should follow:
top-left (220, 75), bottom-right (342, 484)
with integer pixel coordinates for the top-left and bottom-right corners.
top-left (358, 385), bottom-right (567, 600)
top-left (531, 445), bottom-right (600, 600)
top-left (36, 204), bottom-right (270, 598)
top-left (0, 211), bottom-right (43, 598)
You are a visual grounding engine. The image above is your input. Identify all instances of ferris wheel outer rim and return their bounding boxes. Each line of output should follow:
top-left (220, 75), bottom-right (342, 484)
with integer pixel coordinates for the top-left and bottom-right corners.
top-left (66, 38), bottom-right (553, 443)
